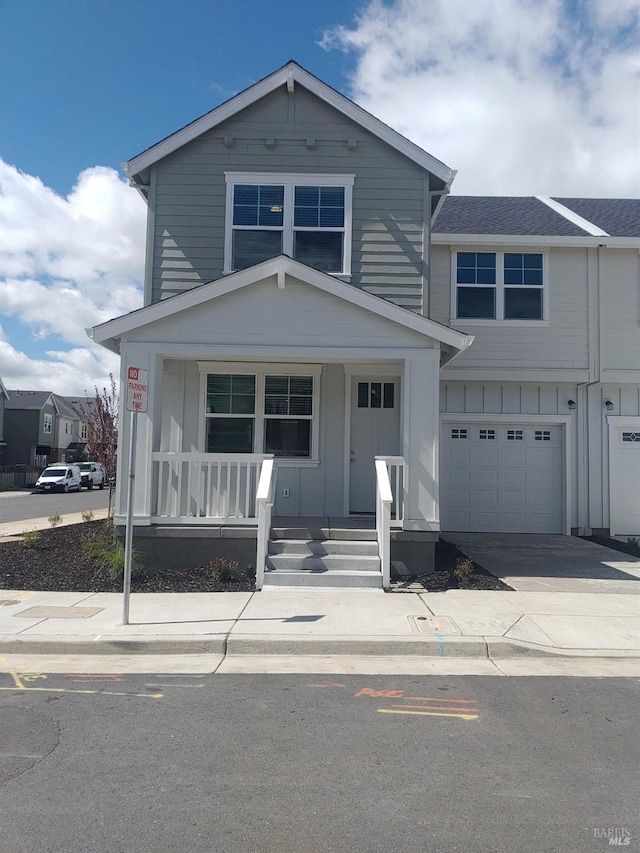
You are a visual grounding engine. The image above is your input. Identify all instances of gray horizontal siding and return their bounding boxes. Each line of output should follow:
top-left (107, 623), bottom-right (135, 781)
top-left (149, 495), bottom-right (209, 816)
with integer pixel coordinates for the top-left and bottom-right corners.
top-left (150, 85), bottom-right (428, 308)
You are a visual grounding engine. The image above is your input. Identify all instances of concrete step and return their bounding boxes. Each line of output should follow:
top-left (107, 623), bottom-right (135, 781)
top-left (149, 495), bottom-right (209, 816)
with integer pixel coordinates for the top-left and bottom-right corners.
top-left (268, 539), bottom-right (379, 557)
top-left (265, 553), bottom-right (381, 572)
top-left (262, 570), bottom-right (383, 588)
top-left (271, 526), bottom-right (377, 541)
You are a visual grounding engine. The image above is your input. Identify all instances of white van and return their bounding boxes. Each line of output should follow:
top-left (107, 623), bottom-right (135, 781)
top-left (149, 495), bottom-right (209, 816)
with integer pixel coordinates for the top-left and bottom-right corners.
top-left (78, 461), bottom-right (106, 489)
top-left (35, 464), bottom-right (82, 493)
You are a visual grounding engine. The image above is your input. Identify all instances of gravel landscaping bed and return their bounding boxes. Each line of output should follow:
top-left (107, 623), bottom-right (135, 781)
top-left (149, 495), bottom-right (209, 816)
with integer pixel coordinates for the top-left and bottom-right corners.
top-left (0, 520), bottom-right (511, 593)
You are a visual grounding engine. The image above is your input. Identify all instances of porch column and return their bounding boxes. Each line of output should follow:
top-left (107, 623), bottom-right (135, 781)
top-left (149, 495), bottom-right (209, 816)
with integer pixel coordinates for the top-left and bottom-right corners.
top-left (402, 354), bottom-right (441, 531)
top-left (115, 348), bottom-right (161, 525)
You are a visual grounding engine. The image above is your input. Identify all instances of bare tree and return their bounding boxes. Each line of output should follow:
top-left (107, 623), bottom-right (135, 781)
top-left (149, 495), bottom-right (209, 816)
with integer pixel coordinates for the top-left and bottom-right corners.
top-left (83, 374), bottom-right (119, 516)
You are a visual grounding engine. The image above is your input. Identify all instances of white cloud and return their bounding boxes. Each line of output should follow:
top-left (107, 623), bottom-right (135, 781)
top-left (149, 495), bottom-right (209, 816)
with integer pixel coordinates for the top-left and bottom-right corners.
top-left (0, 161), bottom-right (145, 394)
top-left (322, 0), bottom-right (640, 196)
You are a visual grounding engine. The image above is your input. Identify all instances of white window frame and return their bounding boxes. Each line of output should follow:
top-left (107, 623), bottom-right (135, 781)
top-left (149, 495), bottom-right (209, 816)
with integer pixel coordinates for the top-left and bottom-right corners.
top-left (224, 172), bottom-right (354, 278)
top-left (451, 249), bottom-right (550, 326)
top-left (43, 412), bottom-right (53, 434)
top-left (198, 362), bottom-right (321, 466)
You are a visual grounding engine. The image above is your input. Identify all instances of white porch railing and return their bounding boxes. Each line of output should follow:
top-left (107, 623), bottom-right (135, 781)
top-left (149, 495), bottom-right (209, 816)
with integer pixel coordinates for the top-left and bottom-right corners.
top-left (375, 456), bottom-right (405, 590)
top-left (152, 453), bottom-right (271, 523)
top-left (255, 458), bottom-right (277, 590)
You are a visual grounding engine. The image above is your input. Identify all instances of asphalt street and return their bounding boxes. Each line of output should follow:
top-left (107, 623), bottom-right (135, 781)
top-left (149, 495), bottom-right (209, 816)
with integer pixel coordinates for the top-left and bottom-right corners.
top-left (0, 672), bottom-right (637, 852)
top-left (0, 488), bottom-right (110, 525)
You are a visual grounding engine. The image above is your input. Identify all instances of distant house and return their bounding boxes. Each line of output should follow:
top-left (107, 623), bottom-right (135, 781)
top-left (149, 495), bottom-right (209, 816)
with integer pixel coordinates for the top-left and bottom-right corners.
top-left (4, 391), bottom-right (90, 466)
top-left (90, 61), bottom-right (640, 588)
top-left (0, 376), bottom-right (8, 463)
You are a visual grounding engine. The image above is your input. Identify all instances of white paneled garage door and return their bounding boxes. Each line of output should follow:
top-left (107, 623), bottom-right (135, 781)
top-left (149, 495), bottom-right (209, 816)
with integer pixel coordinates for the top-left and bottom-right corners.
top-left (440, 423), bottom-right (564, 533)
top-left (609, 425), bottom-right (640, 535)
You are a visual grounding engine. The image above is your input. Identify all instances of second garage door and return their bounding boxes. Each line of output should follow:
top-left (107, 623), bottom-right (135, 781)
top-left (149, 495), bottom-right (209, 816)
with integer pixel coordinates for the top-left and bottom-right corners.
top-left (440, 423), bottom-right (564, 533)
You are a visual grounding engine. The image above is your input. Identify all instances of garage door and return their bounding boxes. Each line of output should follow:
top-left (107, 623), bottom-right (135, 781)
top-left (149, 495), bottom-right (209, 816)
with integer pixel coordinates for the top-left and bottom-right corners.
top-left (440, 423), bottom-right (564, 533)
top-left (609, 427), bottom-right (640, 535)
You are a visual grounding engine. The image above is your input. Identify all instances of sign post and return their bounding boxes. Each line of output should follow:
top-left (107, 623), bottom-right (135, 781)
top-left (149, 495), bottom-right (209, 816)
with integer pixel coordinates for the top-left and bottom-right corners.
top-left (123, 366), bottom-right (149, 625)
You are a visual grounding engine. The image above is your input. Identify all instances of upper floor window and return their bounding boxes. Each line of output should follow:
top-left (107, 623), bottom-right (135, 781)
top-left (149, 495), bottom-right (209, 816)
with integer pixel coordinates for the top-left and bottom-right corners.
top-left (225, 173), bottom-right (354, 276)
top-left (43, 413), bottom-right (53, 434)
top-left (454, 251), bottom-right (545, 321)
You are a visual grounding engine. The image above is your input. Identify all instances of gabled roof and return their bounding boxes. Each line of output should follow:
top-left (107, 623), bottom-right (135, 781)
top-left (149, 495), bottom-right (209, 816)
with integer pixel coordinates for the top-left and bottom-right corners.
top-left (5, 390), bottom-right (87, 419)
top-left (90, 255), bottom-right (472, 361)
top-left (0, 377), bottom-right (7, 400)
top-left (125, 61), bottom-right (455, 190)
top-left (6, 390), bottom-right (54, 410)
top-left (433, 196), bottom-right (639, 246)
top-left (551, 198), bottom-right (640, 238)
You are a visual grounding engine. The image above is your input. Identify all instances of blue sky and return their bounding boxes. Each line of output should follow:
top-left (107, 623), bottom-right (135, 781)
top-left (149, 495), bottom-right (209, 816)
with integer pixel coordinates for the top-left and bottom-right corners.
top-left (0, 0), bottom-right (638, 395)
top-left (0, 0), bottom-right (359, 196)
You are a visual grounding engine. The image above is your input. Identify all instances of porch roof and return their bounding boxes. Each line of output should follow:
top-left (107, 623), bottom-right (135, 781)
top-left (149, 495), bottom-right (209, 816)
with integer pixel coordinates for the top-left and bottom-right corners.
top-left (89, 256), bottom-right (473, 363)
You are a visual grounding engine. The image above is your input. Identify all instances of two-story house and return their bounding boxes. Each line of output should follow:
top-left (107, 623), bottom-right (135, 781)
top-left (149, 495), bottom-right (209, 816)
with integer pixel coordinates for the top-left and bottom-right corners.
top-left (4, 391), bottom-right (89, 466)
top-left (90, 62), bottom-right (640, 588)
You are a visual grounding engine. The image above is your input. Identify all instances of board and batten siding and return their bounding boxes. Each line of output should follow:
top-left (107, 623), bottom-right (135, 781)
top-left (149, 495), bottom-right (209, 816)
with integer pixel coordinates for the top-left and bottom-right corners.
top-left (159, 359), bottom-right (347, 517)
top-left (430, 245), bottom-right (590, 370)
top-left (150, 85), bottom-right (429, 311)
top-left (599, 249), bottom-right (640, 373)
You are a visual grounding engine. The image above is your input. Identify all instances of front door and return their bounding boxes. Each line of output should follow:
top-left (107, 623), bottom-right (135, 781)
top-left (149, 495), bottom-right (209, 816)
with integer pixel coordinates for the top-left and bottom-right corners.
top-left (349, 376), bottom-right (401, 513)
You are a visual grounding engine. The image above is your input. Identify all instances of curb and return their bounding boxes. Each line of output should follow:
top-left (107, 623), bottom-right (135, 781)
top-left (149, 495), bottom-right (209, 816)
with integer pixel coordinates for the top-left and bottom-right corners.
top-left (1, 633), bottom-right (638, 659)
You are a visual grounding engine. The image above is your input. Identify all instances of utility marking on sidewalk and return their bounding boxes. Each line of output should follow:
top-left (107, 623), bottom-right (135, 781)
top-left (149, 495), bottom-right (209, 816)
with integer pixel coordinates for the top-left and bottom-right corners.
top-left (390, 703), bottom-right (479, 713)
top-left (307, 682), bottom-right (347, 689)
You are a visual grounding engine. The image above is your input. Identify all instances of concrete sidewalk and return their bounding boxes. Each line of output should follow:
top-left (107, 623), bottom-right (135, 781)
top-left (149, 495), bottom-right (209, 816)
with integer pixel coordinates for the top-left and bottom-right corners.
top-left (0, 586), bottom-right (638, 660)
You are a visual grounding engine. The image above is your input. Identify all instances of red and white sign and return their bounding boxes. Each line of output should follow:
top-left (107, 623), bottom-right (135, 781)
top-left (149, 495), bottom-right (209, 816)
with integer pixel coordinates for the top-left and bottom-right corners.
top-left (126, 366), bottom-right (149, 413)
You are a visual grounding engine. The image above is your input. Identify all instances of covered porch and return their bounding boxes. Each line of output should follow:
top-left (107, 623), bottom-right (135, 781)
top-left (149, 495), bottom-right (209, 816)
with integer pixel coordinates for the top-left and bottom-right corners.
top-left (90, 256), bottom-right (471, 587)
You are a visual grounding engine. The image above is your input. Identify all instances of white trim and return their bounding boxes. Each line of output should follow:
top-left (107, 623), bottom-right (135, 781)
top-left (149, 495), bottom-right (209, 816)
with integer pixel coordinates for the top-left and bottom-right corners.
top-left (433, 234), bottom-right (639, 248)
top-left (536, 196), bottom-right (609, 237)
top-left (440, 368), bottom-right (590, 382)
top-left (125, 62), bottom-right (455, 186)
top-left (451, 249), bottom-right (549, 323)
top-left (223, 172), bottom-right (355, 276)
top-left (440, 414), bottom-right (572, 534)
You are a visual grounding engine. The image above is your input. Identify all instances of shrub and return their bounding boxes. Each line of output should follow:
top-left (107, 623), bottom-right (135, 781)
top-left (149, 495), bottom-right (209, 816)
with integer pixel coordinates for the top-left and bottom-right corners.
top-left (48, 513), bottom-right (62, 528)
top-left (82, 510), bottom-right (94, 523)
top-left (453, 556), bottom-right (473, 586)
top-left (209, 557), bottom-right (245, 583)
top-left (82, 524), bottom-right (142, 580)
top-left (22, 529), bottom-right (41, 548)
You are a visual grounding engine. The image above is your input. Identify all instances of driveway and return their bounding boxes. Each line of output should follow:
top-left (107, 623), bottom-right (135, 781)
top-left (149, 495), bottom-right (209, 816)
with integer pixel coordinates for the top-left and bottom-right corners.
top-left (442, 533), bottom-right (640, 593)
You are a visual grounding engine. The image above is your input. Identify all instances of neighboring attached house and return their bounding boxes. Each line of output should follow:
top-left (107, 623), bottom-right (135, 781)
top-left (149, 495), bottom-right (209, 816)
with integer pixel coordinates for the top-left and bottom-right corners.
top-left (4, 391), bottom-right (89, 466)
top-left (90, 61), bottom-right (640, 588)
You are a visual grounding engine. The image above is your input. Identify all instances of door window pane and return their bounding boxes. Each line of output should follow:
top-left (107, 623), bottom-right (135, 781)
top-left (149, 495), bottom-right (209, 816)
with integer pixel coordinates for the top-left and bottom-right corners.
top-left (383, 383), bottom-right (395, 408)
top-left (358, 383), bottom-right (368, 408)
top-left (370, 383), bottom-right (382, 408)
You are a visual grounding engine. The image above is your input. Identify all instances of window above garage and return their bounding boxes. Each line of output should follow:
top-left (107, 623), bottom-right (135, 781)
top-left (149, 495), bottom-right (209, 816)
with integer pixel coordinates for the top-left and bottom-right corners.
top-left (452, 251), bottom-right (548, 325)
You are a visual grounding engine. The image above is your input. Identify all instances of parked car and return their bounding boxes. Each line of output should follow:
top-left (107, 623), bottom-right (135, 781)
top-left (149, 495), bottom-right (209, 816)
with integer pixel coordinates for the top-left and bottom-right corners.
top-left (35, 464), bottom-right (82, 493)
top-left (78, 461), bottom-right (105, 489)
